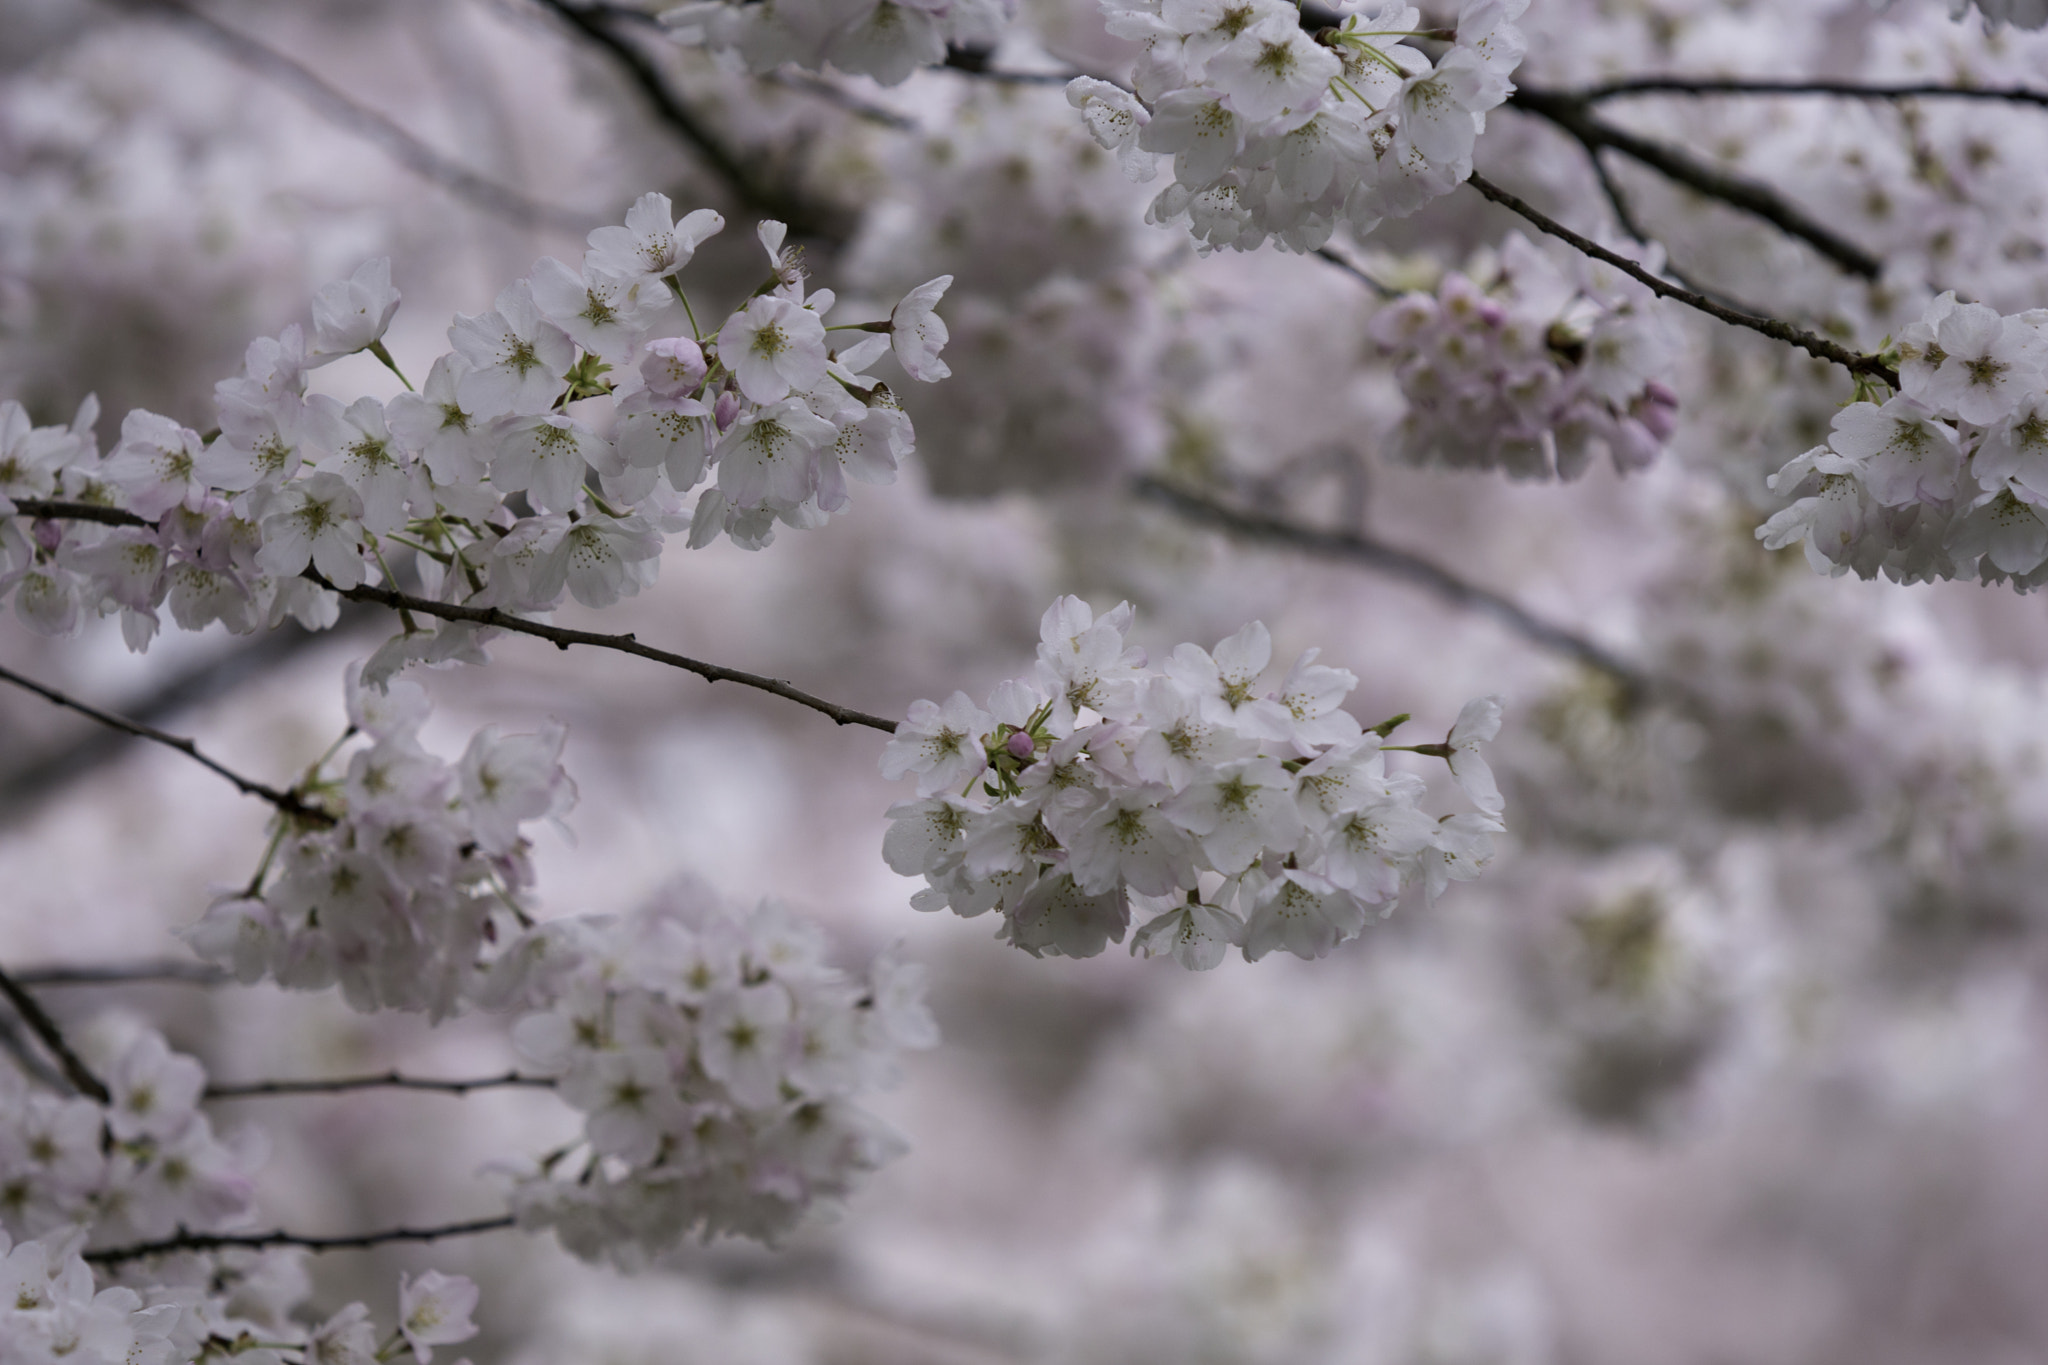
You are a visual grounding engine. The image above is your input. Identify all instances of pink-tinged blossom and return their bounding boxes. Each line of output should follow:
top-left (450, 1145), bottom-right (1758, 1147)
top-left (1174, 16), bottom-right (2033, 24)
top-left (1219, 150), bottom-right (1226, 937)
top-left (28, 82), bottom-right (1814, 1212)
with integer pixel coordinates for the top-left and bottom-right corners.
top-left (882, 692), bottom-right (996, 795)
top-left (309, 258), bottom-right (401, 363)
top-left (397, 1272), bottom-right (479, 1364)
top-left (890, 277), bottom-right (953, 381)
top-left (584, 193), bottom-right (724, 290)
top-left (716, 295), bottom-right (829, 404)
top-left (103, 411), bottom-right (208, 518)
top-left (449, 281), bottom-right (576, 418)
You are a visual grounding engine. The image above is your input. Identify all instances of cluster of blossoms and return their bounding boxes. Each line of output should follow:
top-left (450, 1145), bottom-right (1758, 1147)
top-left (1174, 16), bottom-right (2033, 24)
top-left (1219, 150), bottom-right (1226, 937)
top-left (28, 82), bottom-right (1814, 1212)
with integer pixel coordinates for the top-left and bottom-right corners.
top-left (881, 597), bottom-right (1507, 968)
top-left (489, 888), bottom-right (937, 1256)
top-left (0, 1225), bottom-right (480, 1365)
top-left (659, 0), bottom-right (1012, 85)
top-left (0, 192), bottom-right (953, 669)
top-left (0, 1024), bottom-right (257, 1247)
top-left (1758, 292), bottom-right (2048, 588)
top-left (1370, 232), bottom-right (1682, 480)
top-left (1067, 0), bottom-right (1526, 252)
top-left (1952, 0), bottom-right (2048, 27)
top-left (185, 669), bottom-right (575, 1019)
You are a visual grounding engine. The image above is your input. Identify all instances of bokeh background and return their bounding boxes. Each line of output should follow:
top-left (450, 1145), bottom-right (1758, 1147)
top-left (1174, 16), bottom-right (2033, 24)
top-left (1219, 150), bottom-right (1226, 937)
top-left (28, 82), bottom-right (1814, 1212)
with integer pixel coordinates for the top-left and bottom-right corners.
top-left (7, 0), bottom-right (2048, 1361)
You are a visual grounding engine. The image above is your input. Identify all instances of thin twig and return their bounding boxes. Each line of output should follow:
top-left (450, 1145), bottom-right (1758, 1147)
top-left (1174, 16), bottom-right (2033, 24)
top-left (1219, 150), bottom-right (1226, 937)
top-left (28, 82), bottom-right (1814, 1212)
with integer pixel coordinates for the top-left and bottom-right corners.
top-left (0, 966), bottom-right (110, 1102)
top-left (1575, 77), bottom-right (2048, 108)
top-left (940, 48), bottom-right (1082, 84)
top-left (1508, 87), bottom-right (1883, 280)
top-left (7, 501), bottom-right (901, 733)
top-left (13, 960), bottom-right (230, 987)
top-left (530, 0), bottom-right (843, 237)
top-left (108, 0), bottom-right (592, 233)
top-left (1463, 173), bottom-right (1900, 388)
top-left (1313, 246), bottom-right (1395, 297)
top-left (85, 1215), bottom-right (518, 1266)
top-left (321, 577), bottom-right (902, 733)
top-left (206, 1070), bottom-right (554, 1099)
top-left (0, 661), bottom-right (334, 825)
top-left (1134, 475), bottom-right (1654, 693)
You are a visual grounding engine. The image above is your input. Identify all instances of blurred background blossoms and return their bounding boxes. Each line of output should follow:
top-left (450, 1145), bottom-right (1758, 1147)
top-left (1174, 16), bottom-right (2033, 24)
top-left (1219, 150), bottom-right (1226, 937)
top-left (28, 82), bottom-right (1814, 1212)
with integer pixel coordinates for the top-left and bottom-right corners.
top-left (9, 0), bottom-right (2048, 1361)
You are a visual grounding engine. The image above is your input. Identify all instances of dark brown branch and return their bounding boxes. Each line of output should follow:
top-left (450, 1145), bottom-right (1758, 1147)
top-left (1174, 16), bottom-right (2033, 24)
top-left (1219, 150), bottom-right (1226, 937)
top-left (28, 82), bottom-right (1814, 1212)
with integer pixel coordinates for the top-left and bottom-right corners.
top-left (0, 966), bottom-right (110, 1102)
top-left (1313, 247), bottom-right (1394, 297)
top-left (1134, 476), bottom-right (1653, 692)
top-left (108, 0), bottom-right (592, 233)
top-left (530, 0), bottom-right (845, 239)
top-left (13, 960), bottom-right (230, 987)
top-left (1463, 173), bottom-right (1900, 388)
top-left (941, 48), bottom-right (1081, 84)
top-left (1574, 77), bottom-right (2048, 108)
top-left (8, 501), bottom-right (901, 733)
top-left (322, 577), bottom-right (902, 733)
top-left (0, 660), bottom-right (335, 825)
top-left (85, 1215), bottom-right (518, 1266)
top-left (1509, 87), bottom-right (1884, 280)
top-left (206, 1070), bottom-right (554, 1099)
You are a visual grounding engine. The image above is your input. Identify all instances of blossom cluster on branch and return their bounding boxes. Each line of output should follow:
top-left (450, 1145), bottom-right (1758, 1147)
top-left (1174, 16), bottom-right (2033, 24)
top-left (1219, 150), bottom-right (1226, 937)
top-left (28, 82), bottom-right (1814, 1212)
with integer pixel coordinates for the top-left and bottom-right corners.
top-left (1371, 231), bottom-right (1681, 481)
top-left (1759, 291), bottom-right (2048, 587)
top-left (185, 668), bottom-right (577, 1020)
top-left (0, 1023), bottom-right (257, 1246)
top-left (1068, 0), bottom-right (1527, 251)
top-left (494, 888), bottom-right (937, 1257)
top-left (0, 193), bottom-right (954, 673)
top-left (882, 596), bottom-right (1505, 967)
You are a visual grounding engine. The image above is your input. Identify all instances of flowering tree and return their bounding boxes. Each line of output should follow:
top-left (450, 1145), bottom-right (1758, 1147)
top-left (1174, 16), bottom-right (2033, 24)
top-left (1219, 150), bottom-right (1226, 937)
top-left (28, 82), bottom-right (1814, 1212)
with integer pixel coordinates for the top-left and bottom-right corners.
top-left (5, 0), bottom-right (2048, 1360)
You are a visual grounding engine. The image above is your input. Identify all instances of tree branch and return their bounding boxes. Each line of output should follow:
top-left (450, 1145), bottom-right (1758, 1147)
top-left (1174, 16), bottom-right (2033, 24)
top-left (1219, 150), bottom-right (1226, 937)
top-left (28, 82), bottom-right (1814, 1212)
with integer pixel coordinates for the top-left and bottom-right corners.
top-left (1133, 475), bottom-right (1655, 694)
top-left (1573, 77), bottom-right (2048, 108)
top-left (1508, 87), bottom-right (1884, 280)
top-left (529, 0), bottom-right (845, 239)
top-left (107, 0), bottom-right (592, 233)
top-left (206, 1070), bottom-right (554, 1099)
top-left (84, 1215), bottom-right (518, 1266)
top-left (6, 501), bottom-right (902, 734)
top-left (321, 577), bottom-right (899, 732)
top-left (0, 966), bottom-right (110, 1102)
top-left (1313, 246), bottom-right (1395, 297)
top-left (12, 960), bottom-right (230, 987)
top-left (1463, 173), bottom-right (1901, 388)
top-left (0, 661), bottom-right (335, 825)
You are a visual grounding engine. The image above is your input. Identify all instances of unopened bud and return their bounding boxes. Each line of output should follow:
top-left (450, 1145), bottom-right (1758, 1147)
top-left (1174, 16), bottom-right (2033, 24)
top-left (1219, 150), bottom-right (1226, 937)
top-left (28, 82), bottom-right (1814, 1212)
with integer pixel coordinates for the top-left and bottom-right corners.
top-left (714, 389), bottom-right (742, 432)
top-left (1005, 730), bottom-right (1036, 761)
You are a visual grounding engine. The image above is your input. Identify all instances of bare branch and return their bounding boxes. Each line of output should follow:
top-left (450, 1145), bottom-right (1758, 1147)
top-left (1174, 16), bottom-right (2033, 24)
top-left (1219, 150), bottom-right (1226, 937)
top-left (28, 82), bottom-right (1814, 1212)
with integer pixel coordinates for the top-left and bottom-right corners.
top-left (0, 966), bottom-right (110, 1102)
top-left (1313, 246), bottom-right (1395, 297)
top-left (7, 501), bottom-right (901, 734)
top-left (1133, 475), bottom-right (1656, 694)
top-left (106, 0), bottom-right (592, 233)
top-left (1508, 87), bottom-right (1883, 280)
top-left (1463, 173), bottom-right (1901, 389)
top-left (1575, 76), bottom-right (2048, 108)
top-left (323, 577), bottom-right (903, 732)
top-left (12, 961), bottom-right (230, 987)
top-left (0, 661), bottom-right (335, 825)
top-left (941, 47), bottom-right (1084, 84)
top-left (528, 0), bottom-right (846, 238)
top-left (206, 1070), bottom-right (554, 1099)
top-left (85, 1215), bottom-right (519, 1266)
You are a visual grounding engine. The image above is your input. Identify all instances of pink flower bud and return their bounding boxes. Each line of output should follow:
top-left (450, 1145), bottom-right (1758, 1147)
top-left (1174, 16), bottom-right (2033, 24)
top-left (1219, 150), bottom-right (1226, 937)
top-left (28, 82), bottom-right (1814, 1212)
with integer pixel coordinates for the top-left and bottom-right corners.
top-left (1005, 730), bottom-right (1036, 761)
top-left (714, 389), bottom-right (742, 432)
top-left (641, 337), bottom-right (707, 398)
top-left (31, 518), bottom-right (61, 553)
top-left (1634, 380), bottom-right (1680, 442)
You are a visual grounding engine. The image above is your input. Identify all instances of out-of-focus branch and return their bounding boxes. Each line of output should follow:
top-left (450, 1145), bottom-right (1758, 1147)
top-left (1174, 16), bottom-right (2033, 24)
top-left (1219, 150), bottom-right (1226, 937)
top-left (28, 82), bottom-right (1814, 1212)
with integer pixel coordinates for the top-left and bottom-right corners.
top-left (941, 47), bottom-right (1082, 84)
top-left (103, 0), bottom-right (592, 233)
top-left (85, 1215), bottom-right (518, 1265)
top-left (1509, 87), bottom-right (1884, 280)
top-left (323, 577), bottom-right (902, 732)
top-left (1574, 77), bottom-right (2048, 108)
top-left (1464, 174), bottom-right (1901, 388)
top-left (1133, 475), bottom-right (1655, 693)
top-left (206, 1070), bottom-right (553, 1099)
top-left (529, 0), bottom-right (846, 238)
top-left (0, 661), bottom-right (335, 825)
top-left (1314, 247), bottom-right (1395, 297)
top-left (0, 966), bottom-right (110, 1102)
top-left (13, 961), bottom-right (230, 987)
